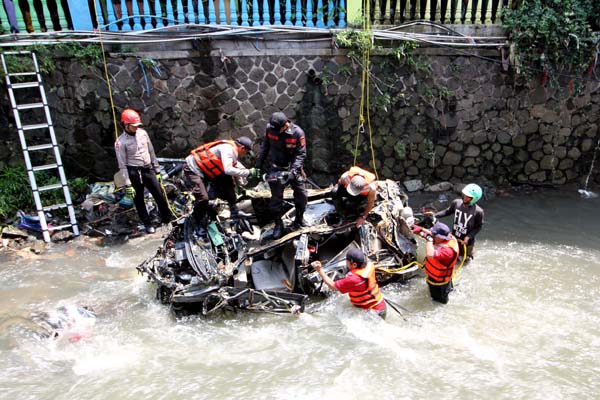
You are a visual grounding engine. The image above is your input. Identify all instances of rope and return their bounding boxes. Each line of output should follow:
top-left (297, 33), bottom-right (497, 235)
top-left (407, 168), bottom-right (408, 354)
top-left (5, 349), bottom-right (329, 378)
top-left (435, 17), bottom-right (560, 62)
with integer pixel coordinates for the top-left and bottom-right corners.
top-left (92, 1), bottom-right (119, 141)
top-left (352, 0), bottom-right (378, 179)
top-left (451, 241), bottom-right (468, 284)
top-left (157, 177), bottom-right (181, 218)
top-left (376, 260), bottom-right (422, 274)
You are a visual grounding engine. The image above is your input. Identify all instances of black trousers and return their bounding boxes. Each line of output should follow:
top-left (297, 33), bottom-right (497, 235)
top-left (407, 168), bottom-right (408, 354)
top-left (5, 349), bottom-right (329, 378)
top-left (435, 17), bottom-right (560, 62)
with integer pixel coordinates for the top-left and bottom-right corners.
top-left (332, 185), bottom-right (367, 219)
top-left (127, 165), bottom-right (173, 226)
top-left (267, 171), bottom-right (307, 218)
top-left (427, 280), bottom-right (453, 304)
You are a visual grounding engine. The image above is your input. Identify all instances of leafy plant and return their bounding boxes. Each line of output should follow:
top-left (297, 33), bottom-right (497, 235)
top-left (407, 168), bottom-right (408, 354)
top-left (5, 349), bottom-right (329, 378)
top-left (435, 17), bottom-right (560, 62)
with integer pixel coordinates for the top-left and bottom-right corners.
top-left (0, 165), bottom-right (88, 221)
top-left (0, 43), bottom-right (102, 80)
top-left (502, 0), bottom-right (599, 88)
top-left (394, 141), bottom-right (407, 160)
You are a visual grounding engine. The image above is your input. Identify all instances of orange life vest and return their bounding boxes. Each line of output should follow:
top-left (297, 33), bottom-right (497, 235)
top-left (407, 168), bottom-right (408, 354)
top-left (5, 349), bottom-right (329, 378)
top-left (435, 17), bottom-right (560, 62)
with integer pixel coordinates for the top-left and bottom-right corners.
top-left (424, 236), bottom-right (459, 285)
top-left (191, 140), bottom-right (237, 179)
top-left (348, 262), bottom-right (384, 310)
top-left (340, 166), bottom-right (376, 196)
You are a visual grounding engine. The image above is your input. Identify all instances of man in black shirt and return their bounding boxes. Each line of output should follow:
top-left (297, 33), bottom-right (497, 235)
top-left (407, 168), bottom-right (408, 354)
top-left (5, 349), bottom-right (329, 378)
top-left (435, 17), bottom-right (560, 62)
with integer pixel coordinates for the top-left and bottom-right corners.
top-left (256, 112), bottom-right (308, 239)
top-left (435, 183), bottom-right (484, 259)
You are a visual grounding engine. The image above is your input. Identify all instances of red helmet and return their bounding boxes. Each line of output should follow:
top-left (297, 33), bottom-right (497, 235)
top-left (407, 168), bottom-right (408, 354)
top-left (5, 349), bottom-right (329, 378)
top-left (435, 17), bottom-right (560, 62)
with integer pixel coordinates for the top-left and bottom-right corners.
top-left (121, 109), bottom-right (142, 126)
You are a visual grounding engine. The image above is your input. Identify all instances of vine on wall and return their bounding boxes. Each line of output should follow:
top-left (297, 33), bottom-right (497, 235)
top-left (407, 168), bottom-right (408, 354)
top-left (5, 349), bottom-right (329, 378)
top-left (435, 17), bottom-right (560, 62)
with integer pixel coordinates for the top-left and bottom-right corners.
top-left (502, 0), bottom-right (600, 89)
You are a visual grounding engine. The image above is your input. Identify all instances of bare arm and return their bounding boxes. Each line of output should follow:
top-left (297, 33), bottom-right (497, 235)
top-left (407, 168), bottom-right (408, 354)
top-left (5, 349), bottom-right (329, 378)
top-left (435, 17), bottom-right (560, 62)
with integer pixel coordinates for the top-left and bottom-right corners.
top-left (311, 261), bottom-right (338, 291)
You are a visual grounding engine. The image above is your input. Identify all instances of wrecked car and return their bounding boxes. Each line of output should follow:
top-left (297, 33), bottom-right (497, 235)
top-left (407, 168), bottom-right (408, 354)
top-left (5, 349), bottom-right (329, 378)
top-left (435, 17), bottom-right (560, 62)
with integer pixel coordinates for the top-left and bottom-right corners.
top-left (136, 179), bottom-right (421, 315)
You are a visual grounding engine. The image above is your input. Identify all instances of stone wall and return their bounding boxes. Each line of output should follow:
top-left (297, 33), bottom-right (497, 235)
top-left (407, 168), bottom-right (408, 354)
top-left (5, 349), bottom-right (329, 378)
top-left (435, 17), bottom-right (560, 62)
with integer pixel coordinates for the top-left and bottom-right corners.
top-left (1, 42), bottom-right (598, 187)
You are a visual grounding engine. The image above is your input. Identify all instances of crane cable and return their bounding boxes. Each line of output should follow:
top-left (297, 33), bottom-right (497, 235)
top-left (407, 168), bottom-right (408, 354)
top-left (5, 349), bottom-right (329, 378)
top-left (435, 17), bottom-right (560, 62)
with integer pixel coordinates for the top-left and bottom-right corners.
top-left (353, 0), bottom-right (378, 179)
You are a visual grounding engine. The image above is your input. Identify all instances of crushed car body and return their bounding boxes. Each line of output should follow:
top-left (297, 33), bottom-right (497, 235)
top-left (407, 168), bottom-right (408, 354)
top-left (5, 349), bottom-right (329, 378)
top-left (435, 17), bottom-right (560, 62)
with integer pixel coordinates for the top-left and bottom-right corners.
top-left (137, 179), bottom-right (421, 316)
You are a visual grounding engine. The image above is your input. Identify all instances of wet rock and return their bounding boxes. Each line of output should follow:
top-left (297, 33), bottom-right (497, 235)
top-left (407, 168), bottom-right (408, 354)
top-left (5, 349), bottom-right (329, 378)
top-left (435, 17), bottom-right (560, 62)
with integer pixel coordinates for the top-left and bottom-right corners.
top-left (30, 240), bottom-right (47, 254)
top-left (1, 226), bottom-right (28, 239)
top-left (52, 231), bottom-right (75, 242)
top-left (403, 179), bottom-right (424, 192)
top-left (424, 182), bottom-right (453, 192)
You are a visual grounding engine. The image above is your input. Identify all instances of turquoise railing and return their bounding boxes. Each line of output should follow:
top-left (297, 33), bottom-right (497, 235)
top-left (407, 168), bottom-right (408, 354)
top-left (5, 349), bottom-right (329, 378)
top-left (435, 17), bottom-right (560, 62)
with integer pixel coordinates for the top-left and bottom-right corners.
top-left (1, 0), bottom-right (511, 34)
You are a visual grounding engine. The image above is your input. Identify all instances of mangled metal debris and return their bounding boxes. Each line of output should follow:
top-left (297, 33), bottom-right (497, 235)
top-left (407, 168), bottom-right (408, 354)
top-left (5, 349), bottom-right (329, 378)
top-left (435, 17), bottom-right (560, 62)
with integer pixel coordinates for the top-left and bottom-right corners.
top-left (137, 180), bottom-right (421, 316)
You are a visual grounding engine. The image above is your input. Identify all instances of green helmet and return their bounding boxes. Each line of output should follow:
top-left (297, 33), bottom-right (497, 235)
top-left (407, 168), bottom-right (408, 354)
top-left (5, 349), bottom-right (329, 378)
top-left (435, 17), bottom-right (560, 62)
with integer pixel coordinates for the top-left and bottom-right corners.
top-left (461, 183), bottom-right (483, 205)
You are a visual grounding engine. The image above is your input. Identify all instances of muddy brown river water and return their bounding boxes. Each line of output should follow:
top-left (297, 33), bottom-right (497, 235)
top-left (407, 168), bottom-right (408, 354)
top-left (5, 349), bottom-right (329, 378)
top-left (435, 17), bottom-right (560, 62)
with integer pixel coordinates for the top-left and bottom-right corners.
top-left (0, 189), bottom-right (599, 400)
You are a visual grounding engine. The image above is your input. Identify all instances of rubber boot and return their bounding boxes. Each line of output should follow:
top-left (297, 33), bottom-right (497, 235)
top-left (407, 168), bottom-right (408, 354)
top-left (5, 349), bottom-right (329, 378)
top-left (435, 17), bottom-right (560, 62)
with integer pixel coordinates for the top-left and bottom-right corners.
top-left (272, 218), bottom-right (284, 240)
top-left (293, 209), bottom-right (307, 229)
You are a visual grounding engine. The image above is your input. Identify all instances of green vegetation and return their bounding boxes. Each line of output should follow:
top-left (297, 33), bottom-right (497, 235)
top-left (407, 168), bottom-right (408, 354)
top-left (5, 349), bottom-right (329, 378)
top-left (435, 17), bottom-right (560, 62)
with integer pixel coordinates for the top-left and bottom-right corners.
top-left (0, 165), bottom-right (88, 221)
top-left (503, 0), bottom-right (600, 88)
top-left (0, 43), bottom-right (102, 79)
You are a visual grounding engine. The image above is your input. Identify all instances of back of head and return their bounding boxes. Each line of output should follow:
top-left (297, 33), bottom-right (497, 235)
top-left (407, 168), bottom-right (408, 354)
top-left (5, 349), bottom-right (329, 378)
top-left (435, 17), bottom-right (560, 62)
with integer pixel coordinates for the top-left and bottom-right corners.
top-left (461, 183), bottom-right (483, 205)
top-left (348, 175), bottom-right (367, 196)
top-left (346, 247), bottom-right (366, 267)
top-left (269, 112), bottom-right (287, 131)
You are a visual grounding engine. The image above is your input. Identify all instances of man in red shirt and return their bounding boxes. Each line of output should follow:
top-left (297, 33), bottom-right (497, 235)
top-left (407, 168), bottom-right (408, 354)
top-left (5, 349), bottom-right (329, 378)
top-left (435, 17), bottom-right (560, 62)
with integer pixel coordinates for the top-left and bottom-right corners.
top-left (312, 248), bottom-right (386, 319)
top-left (414, 222), bottom-right (460, 304)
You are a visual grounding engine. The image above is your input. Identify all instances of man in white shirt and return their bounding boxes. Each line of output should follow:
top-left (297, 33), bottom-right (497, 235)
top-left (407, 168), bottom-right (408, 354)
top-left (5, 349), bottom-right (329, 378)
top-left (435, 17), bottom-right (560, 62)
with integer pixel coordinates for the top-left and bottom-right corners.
top-left (183, 137), bottom-right (259, 226)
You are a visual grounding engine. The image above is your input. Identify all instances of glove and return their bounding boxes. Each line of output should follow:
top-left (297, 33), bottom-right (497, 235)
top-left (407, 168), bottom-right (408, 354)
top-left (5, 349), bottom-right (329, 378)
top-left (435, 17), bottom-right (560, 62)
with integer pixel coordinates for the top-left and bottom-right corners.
top-left (248, 168), bottom-right (261, 178)
top-left (125, 186), bottom-right (136, 198)
top-left (156, 173), bottom-right (163, 183)
top-left (412, 225), bottom-right (422, 233)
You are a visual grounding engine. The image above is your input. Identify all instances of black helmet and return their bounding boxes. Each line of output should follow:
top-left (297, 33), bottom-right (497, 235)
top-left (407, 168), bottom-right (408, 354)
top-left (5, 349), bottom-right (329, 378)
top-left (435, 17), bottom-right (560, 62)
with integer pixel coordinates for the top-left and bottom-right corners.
top-left (234, 136), bottom-right (253, 150)
top-left (269, 112), bottom-right (287, 131)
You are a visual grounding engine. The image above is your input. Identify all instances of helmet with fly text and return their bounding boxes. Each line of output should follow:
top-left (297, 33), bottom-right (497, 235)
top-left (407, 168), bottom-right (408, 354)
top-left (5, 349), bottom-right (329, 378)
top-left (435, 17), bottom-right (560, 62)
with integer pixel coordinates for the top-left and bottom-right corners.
top-left (121, 109), bottom-right (142, 126)
top-left (461, 183), bottom-right (483, 205)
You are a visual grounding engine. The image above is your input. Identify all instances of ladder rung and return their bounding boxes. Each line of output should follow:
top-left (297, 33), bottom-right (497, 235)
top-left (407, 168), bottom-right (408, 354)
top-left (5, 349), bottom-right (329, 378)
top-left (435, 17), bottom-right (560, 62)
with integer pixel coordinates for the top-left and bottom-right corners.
top-left (10, 81), bottom-right (40, 89)
top-left (33, 163), bottom-right (58, 172)
top-left (51, 223), bottom-right (77, 231)
top-left (16, 102), bottom-right (44, 110)
top-left (38, 183), bottom-right (63, 192)
top-left (9, 72), bottom-right (37, 77)
top-left (23, 123), bottom-right (50, 131)
top-left (28, 143), bottom-right (54, 151)
top-left (43, 203), bottom-right (67, 211)
top-left (3, 50), bottom-right (32, 55)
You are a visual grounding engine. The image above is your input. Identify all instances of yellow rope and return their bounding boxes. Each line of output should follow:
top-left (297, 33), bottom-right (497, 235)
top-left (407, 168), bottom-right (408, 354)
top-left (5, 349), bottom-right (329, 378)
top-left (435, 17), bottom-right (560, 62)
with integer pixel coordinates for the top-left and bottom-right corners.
top-left (92, 1), bottom-right (119, 141)
top-left (451, 241), bottom-right (468, 283)
top-left (376, 260), bottom-right (422, 274)
top-left (353, 0), bottom-right (377, 179)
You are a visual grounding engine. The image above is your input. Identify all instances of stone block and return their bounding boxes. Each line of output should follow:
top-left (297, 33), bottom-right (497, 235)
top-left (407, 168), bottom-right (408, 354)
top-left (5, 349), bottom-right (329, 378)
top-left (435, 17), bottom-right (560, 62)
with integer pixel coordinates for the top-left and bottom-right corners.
top-left (405, 166), bottom-right (419, 176)
top-left (464, 145), bottom-right (480, 157)
top-left (568, 147), bottom-right (581, 160)
top-left (559, 158), bottom-right (574, 170)
top-left (434, 165), bottom-right (453, 180)
top-left (497, 131), bottom-right (511, 144)
top-left (448, 142), bottom-right (463, 152)
top-left (581, 138), bottom-right (595, 152)
top-left (540, 155), bottom-right (558, 170)
top-left (473, 130), bottom-right (488, 145)
top-left (529, 170), bottom-right (547, 182)
top-left (524, 160), bottom-right (539, 174)
top-left (512, 132), bottom-right (528, 149)
top-left (522, 119), bottom-right (539, 134)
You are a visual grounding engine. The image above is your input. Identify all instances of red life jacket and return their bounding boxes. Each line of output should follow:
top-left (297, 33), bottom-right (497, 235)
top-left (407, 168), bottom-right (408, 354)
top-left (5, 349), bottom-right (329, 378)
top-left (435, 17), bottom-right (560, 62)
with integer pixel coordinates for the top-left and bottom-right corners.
top-left (348, 262), bottom-right (384, 310)
top-left (340, 166), bottom-right (376, 196)
top-left (424, 236), bottom-right (459, 285)
top-left (191, 140), bottom-right (237, 179)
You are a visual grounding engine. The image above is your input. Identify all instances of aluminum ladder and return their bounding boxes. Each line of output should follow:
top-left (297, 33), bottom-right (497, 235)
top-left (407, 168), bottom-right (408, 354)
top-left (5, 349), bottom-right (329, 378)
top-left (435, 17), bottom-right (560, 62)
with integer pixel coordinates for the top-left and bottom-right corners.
top-left (0, 51), bottom-right (79, 242)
